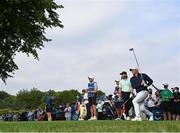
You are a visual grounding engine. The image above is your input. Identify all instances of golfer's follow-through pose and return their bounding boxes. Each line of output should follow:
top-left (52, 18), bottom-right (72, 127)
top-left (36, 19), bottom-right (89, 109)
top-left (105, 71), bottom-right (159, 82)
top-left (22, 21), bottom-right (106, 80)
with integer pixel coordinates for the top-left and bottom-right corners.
top-left (130, 68), bottom-right (153, 121)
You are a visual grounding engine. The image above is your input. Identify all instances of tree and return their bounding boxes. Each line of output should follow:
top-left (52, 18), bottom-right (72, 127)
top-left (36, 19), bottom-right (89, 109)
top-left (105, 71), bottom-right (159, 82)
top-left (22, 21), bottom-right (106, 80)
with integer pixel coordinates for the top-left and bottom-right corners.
top-left (16, 88), bottom-right (45, 109)
top-left (0, 0), bottom-right (63, 82)
top-left (0, 91), bottom-right (10, 100)
top-left (96, 90), bottom-right (106, 97)
top-left (55, 90), bottom-right (81, 105)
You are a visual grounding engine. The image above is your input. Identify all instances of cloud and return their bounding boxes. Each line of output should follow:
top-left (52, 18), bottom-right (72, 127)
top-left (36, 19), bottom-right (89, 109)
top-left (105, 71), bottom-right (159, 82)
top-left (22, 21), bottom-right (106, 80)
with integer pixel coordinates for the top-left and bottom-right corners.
top-left (1, 0), bottom-right (179, 95)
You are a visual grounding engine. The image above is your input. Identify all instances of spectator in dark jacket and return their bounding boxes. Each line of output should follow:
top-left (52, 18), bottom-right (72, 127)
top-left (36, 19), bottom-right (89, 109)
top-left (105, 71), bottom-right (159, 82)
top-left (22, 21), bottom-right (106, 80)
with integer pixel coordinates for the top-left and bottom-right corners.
top-left (172, 87), bottom-right (180, 120)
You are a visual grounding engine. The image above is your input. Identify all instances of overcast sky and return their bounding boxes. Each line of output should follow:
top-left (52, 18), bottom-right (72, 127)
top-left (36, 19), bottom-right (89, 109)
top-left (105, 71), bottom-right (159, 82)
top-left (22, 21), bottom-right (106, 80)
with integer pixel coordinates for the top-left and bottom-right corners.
top-left (1, 0), bottom-right (180, 95)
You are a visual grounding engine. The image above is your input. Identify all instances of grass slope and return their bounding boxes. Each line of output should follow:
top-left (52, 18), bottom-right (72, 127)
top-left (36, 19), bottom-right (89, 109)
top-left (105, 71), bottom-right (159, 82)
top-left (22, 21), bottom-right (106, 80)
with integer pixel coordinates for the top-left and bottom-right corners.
top-left (0, 121), bottom-right (179, 132)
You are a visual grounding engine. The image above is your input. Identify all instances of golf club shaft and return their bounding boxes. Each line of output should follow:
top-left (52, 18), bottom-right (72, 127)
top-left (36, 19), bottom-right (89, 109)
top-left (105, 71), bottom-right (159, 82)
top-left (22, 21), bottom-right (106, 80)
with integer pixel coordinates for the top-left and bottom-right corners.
top-left (130, 48), bottom-right (158, 90)
top-left (131, 49), bottom-right (145, 81)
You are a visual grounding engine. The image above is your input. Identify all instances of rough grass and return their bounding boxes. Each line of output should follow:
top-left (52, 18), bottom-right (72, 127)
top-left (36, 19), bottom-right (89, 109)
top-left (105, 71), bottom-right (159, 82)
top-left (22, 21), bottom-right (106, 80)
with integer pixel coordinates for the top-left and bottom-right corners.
top-left (0, 120), bottom-right (179, 132)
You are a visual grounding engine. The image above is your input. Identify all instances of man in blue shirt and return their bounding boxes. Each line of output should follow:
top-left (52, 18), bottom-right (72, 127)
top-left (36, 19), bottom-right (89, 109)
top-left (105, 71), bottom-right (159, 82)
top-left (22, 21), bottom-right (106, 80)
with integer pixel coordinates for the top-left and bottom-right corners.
top-left (87, 76), bottom-right (98, 120)
top-left (130, 68), bottom-right (153, 121)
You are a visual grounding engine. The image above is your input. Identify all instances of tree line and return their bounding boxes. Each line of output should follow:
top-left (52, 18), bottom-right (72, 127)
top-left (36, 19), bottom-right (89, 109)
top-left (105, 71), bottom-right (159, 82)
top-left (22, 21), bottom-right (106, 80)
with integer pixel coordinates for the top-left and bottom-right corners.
top-left (0, 88), bottom-right (105, 110)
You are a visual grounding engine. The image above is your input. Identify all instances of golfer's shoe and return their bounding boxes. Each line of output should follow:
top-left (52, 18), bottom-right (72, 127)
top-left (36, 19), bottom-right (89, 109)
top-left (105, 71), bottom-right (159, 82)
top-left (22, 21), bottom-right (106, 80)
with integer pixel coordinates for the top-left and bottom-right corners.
top-left (149, 116), bottom-right (154, 121)
top-left (93, 116), bottom-right (97, 120)
top-left (88, 117), bottom-right (94, 121)
top-left (123, 113), bottom-right (127, 119)
top-left (115, 118), bottom-right (119, 120)
top-left (126, 116), bottom-right (130, 120)
top-left (131, 117), bottom-right (142, 121)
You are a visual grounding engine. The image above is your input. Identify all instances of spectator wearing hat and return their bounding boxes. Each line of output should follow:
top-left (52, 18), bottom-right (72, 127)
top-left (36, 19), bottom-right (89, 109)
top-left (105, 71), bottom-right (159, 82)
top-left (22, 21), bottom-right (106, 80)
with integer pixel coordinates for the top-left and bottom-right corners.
top-left (87, 76), bottom-right (98, 120)
top-left (159, 83), bottom-right (174, 120)
top-left (119, 71), bottom-right (132, 120)
top-left (129, 68), bottom-right (153, 121)
top-left (172, 87), bottom-right (180, 120)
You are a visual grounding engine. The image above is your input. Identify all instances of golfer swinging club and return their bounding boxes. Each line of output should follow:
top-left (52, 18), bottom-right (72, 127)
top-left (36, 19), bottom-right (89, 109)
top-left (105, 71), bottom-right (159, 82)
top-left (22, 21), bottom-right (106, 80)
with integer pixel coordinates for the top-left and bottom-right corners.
top-left (130, 68), bottom-right (154, 121)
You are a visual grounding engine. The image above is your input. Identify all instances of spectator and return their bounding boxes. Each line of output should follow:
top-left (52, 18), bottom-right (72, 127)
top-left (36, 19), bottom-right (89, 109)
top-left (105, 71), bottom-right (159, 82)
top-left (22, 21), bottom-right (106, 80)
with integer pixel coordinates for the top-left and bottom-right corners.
top-left (37, 107), bottom-right (46, 121)
top-left (129, 68), bottom-right (153, 121)
top-left (119, 71), bottom-right (133, 120)
top-left (172, 87), bottom-right (180, 120)
top-left (145, 88), bottom-right (156, 112)
top-left (113, 80), bottom-right (122, 120)
top-left (64, 103), bottom-right (71, 120)
top-left (87, 76), bottom-right (98, 120)
top-left (45, 96), bottom-right (54, 121)
top-left (27, 110), bottom-right (34, 121)
top-left (96, 100), bottom-right (104, 120)
top-left (159, 83), bottom-right (174, 120)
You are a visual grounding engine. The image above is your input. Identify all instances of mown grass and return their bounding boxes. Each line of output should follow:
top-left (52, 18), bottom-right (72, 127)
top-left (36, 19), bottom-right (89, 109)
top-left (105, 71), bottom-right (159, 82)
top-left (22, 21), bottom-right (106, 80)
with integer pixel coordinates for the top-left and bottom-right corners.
top-left (0, 120), bottom-right (179, 132)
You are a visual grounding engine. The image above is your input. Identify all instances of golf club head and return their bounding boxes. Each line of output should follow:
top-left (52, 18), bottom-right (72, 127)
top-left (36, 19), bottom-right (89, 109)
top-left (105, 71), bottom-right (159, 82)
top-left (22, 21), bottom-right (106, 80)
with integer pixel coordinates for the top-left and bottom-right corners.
top-left (129, 48), bottom-right (134, 51)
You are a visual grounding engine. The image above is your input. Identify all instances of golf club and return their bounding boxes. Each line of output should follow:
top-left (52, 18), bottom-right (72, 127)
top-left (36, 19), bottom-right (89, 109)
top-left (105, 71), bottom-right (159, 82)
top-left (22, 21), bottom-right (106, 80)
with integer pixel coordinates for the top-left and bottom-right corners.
top-left (129, 48), bottom-right (159, 91)
top-left (129, 48), bottom-right (145, 81)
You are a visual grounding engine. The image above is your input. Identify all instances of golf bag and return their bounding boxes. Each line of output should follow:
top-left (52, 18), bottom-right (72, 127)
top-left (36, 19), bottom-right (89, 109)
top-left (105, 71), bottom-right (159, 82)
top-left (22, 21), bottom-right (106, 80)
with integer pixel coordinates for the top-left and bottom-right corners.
top-left (102, 100), bottom-right (115, 120)
top-left (152, 108), bottom-right (163, 121)
top-left (79, 103), bottom-right (87, 120)
top-left (71, 103), bottom-right (79, 120)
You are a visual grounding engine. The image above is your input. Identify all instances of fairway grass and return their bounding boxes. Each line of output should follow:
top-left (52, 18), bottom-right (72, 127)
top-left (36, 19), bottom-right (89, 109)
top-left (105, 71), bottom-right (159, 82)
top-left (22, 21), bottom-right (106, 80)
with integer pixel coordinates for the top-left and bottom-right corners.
top-left (0, 121), bottom-right (179, 132)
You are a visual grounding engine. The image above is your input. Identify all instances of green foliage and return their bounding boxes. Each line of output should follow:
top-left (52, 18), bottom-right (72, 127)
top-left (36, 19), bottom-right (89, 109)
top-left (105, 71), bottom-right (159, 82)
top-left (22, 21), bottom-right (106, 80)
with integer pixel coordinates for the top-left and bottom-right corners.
top-left (0, 95), bottom-right (17, 109)
top-left (0, 88), bottom-right (106, 111)
top-left (0, 91), bottom-right (10, 100)
top-left (0, 0), bottom-right (63, 82)
top-left (96, 90), bottom-right (106, 97)
top-left (16, 88), bottom-right (45, 109)
top-left (55, 90), bottom-right (81, 105)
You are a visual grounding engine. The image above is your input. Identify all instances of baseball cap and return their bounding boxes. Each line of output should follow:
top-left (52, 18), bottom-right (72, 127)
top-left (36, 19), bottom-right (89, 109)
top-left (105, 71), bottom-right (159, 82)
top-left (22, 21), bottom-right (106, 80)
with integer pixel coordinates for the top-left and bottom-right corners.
top-left (163, 83), bottom-right (169, 86)
top-left (129, 67), bottom-right (138, 71)
top-left (88, 76), bottom-right (94, 79)
top-left (115, 79), bottom-right (119, 82)
top-left (120, 71), bottom-right (127, 75)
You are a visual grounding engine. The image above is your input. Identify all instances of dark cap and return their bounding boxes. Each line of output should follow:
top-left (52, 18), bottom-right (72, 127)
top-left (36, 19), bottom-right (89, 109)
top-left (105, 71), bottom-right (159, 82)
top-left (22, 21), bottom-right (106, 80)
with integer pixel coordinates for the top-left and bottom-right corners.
top-left (129, 67), bottom-right (138, 71)
top-left (120, 71), bottom-right (127, 75)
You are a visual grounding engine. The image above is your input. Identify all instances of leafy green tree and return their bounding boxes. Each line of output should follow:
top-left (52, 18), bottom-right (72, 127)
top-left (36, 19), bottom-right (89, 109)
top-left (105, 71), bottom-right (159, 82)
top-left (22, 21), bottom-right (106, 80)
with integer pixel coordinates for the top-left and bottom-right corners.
top-left (16, 88), bottom-right (45, 109)
top-left (0, 0), bottom-right (63, 82)
top-left (0, 95), bottom-right (17, 109)
top-left (0, 91), bottom-right (10, 100)
top-left (96, 90), bottom-right (106, 97)
top-left (55, 90), bottom-right (80, 105)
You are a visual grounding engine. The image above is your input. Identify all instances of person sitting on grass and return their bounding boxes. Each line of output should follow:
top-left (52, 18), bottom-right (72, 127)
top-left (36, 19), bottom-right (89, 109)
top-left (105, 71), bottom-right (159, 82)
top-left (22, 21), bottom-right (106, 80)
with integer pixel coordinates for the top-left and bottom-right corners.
top-left (64, 103), bottom-right (71, 120)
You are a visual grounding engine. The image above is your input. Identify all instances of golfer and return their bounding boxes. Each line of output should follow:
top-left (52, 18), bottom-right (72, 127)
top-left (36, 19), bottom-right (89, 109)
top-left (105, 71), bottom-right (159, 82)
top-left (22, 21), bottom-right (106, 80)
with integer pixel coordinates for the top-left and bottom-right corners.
top-left (87, 76), bottom-right (98, 120)
top-left (129, 68), bottom-right (153, 121)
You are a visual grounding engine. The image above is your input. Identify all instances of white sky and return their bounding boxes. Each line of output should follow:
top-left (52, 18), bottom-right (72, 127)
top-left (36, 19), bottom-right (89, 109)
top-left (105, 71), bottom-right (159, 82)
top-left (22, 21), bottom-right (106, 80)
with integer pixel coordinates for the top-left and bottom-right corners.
top-left (1, 0), bottom-right (180, 95)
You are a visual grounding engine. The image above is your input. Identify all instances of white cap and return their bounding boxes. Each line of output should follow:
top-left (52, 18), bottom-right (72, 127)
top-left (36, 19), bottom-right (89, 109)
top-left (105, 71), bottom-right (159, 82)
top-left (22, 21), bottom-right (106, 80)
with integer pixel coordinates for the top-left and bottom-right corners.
top-left (129, 67), bottom-right (138, 71)
top-left (163, 83), bottom-right (169, 86)
top-left (115, 79), bottom-right (119, 82)
top-left (88, 76), bottom-right (94, 79)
